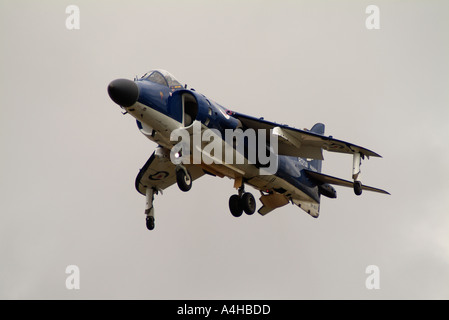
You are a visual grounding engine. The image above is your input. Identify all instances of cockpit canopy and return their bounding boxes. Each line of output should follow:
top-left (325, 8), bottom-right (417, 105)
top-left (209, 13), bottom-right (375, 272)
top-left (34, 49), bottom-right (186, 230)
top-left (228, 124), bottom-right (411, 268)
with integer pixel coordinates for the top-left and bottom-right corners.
top-left (141, 69), bottom-right (183, 89)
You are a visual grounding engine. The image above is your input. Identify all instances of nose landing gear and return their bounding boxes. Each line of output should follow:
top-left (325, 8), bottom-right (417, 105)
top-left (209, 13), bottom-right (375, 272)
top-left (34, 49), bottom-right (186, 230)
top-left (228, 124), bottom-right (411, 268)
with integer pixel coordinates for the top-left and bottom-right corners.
top-left (176, 165), bottom-right (192, 192)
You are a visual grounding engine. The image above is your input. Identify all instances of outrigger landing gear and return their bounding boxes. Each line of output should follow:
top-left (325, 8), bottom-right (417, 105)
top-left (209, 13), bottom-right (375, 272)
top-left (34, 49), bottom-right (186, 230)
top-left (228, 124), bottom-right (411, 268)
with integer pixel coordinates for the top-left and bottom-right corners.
top-left (353, 181), bottom-right (363, 196)
top-left (353, 152), bottom-right (363, 196)
top-left (146, 216), bottom-right (155, 230)
top-left (145, 188), bottom-right (156, 230)
top-left (229, 183), bottom-right (256, 217)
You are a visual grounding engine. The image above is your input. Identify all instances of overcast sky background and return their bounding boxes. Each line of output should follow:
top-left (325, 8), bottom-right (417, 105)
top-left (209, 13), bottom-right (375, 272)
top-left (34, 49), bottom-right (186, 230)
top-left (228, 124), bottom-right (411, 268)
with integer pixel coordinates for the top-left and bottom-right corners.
top-left (1, 0), bottom-right (448, 299)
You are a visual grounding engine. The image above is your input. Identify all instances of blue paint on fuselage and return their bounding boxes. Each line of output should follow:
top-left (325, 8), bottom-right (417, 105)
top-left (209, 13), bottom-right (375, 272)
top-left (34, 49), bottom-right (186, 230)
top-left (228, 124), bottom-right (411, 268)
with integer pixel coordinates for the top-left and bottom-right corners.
top-left (136, 80), bottom-right (171, 115)
top-left (136, 78), bottom-right (240, 131)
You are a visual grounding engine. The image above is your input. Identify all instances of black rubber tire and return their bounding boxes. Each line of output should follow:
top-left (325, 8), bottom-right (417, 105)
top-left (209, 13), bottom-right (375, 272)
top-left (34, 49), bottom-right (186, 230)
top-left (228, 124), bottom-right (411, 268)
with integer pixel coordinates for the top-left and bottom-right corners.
top-left (240, 192), bottom-right (256, 215)
top-left (229, 194), bottom-right (243, 217)
top-left (176, 169), bottom-right (192, 192)
top-left (146, 216), bottom-right (155, 230)
top-left (354, 181), bottom-right (363, 196)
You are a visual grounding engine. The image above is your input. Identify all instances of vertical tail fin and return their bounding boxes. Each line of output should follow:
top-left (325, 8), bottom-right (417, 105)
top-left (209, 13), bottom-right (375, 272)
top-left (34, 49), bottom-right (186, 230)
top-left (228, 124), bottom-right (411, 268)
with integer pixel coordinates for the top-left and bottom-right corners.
top-left (306, 123), bottom-right (325, 173)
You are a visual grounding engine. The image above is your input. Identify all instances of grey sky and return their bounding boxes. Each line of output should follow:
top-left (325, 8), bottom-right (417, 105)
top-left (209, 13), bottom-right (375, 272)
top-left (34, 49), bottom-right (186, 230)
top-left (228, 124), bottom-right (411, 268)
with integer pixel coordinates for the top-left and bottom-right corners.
top-left (0, 0), bottom-right (448, 299)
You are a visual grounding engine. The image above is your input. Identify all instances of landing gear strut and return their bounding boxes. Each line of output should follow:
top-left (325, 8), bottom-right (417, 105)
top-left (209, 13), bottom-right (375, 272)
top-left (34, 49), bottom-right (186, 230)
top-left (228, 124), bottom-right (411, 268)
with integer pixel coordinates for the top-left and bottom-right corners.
top-left (229, 184), bottom-right (256, 217)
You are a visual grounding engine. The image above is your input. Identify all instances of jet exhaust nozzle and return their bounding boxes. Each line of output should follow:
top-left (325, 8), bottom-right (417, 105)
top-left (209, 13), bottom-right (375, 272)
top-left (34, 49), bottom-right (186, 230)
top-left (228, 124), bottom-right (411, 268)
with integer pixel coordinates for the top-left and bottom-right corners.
top-left (108, 79), bottom-right (139, 107)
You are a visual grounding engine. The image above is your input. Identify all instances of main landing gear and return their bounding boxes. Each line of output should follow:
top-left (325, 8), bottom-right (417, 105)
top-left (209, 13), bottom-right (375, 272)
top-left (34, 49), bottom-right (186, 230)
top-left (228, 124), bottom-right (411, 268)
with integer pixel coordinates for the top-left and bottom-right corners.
top-left (229, 185), bottom-right (256, 217)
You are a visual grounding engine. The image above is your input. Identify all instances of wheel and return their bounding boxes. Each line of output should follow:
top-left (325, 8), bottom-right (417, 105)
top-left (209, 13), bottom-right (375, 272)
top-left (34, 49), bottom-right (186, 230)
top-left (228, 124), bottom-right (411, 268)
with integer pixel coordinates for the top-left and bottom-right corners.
top-left (354, 181), bottom-right (363, 196)
top-left (229, 194), bottom-right (243, 217)
top-left (240, 192), bottom-right (256, 215)
top-left (146, 216), bottom-right (155, 230)
top-left (176, 168), bottom-right (192, 192)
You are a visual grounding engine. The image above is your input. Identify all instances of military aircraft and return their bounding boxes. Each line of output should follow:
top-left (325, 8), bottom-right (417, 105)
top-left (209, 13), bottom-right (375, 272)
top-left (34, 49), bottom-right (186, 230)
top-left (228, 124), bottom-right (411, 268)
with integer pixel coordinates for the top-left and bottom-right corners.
top-left (107, 69), bottom-right (389, 230)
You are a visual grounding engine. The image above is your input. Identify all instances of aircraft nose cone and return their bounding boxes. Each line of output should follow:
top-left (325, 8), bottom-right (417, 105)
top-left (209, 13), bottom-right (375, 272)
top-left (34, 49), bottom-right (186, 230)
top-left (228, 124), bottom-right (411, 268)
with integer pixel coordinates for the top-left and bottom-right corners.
top-left (107, 79), bottom-right (139, 107)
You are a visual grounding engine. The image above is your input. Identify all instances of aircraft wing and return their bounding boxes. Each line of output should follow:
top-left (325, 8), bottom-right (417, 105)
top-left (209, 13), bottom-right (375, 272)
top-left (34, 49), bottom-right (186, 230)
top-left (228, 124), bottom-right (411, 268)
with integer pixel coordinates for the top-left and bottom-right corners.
top-left (135, 150), bottom-right (205, 196)
top-left (229, 111), bottom-right (382, 160)
top-left (305, 170), bottom-right (390, 195)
